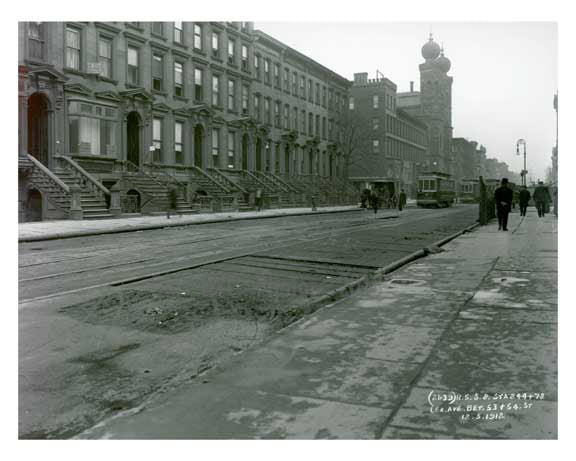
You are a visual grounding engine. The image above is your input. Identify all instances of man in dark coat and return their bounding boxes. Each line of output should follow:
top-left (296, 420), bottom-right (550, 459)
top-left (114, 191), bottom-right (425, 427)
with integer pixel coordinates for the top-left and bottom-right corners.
top-left (360, 188), bottom-right (370, 209)
top-left (398, 189), bottom-right (407, 212)
top-left (518, 186), bottom-right (531, 217)
top-left (167, 185), bottom-right (179, 219)
top-left (369, 190), bottom-right (380, 214)
top-left (494, 178), bottom-right (514, 231)
top-left (533, 181), bottom-right (552, 218)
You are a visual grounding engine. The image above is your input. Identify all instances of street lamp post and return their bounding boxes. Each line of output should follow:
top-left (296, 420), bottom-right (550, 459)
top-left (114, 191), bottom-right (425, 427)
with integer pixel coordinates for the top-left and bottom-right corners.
top-left (517, 139), bottom-right (527, 186)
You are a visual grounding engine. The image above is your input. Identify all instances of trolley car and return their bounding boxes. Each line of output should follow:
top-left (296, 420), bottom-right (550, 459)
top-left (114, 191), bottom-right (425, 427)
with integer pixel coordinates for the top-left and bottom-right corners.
top-left (417, 172), bottom-right (456, 208)
top-left (459, 179), bottom-right (480, 203)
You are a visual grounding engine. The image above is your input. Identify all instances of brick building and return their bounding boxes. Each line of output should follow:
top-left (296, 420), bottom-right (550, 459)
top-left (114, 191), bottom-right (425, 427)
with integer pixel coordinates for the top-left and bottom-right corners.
top-left (18, 21), bottom-right (354, 222)
top-left (347, 72), bottom-right (428, 198)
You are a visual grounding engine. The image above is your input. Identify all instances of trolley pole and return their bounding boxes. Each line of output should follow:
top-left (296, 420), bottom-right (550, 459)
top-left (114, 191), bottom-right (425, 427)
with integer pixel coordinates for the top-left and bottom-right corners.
top-left (517, 139), bottom-right (527, 187)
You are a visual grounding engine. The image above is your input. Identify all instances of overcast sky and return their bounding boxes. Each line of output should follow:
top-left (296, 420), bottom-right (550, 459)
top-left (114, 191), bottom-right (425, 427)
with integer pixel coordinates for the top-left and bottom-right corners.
top-left (256, 22), bottom-right (557, 181)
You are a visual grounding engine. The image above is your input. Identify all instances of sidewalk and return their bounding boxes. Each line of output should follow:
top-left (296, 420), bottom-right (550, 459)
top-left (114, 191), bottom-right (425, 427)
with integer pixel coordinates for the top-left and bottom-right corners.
top-left (18, 205), bottom-right (362, 242)
top-left (78, 209), bottom-right (557, 439)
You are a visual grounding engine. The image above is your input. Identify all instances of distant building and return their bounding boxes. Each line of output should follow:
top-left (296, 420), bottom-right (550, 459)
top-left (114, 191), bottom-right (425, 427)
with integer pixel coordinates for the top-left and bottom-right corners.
top-left (397, 34), bottom-right (453, 174)
top-left (347, 72), bottom-right (428, 198)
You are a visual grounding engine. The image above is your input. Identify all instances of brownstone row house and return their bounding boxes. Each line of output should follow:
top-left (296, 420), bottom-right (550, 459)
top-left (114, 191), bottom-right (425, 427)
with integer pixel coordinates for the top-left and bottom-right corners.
top-left (18, 21), bottom-right (354, 222)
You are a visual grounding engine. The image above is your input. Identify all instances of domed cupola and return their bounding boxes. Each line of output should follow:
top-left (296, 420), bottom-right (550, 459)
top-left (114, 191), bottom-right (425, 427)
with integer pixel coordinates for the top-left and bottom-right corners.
top-left (421, 33), bottom-right (441, 61)
top-left (435, 47), bottom-right (451, 73)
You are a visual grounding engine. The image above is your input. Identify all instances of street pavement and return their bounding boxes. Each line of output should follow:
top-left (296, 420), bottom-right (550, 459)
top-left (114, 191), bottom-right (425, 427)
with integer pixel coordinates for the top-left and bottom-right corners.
top-left (18, 205), bottom-right (364, 242)
top-left (76, 208), bottom-right (557, 439)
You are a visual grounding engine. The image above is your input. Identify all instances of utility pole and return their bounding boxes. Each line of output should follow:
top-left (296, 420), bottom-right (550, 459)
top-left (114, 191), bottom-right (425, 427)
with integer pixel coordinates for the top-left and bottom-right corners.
top-left (517, 139), bottom-right (527, 186)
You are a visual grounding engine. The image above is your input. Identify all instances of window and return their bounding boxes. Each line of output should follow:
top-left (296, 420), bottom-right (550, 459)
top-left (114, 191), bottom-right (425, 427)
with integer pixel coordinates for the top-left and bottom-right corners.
top-left (28, 22), bottom-right (44, 60)
top-left (242, 85), bottom-right (249, 115)
top-left (322, 86), bottom-right (326, 107)
top-left (308, 112), bottom-right (313, 136)
top-left (254, 95), bottom-right (260, 120)
top-left (227, 132), bottom-right (235, 168)
top-left (293, 107), bottom-right (298, 130)
top-left (349, 97), bottom-right (354, 110)
top-left (300, 76), bottom-right (305, 98)
top-left (228, 79), bottom-right (236, 110)
top-left (301, 110), bottom-right (306, 134)
top-left (373, 139), bottom-right (379, 153)
top-left (322, 117), bottom-right (326, 139)
top-left (98, 37), bottom-right (112, 79)
top-left (212, 32), bottom-right (220, 58)
top-left (264, 59), bottom-right (270, 84)
top-left (328, 89), bottom-right (333, 109)
top-left (194, 68), bottom-right (203, 101)
top-left (284, 68), bottom-right (289, 91)
top-left (315, 83), bottom-right (320, 104)
top-left (308, 80), bottom-right (313, 102)
top-left (283, 105), bottom-right (289, 129)
top-left (152, 54), bottom-right (164, 91)
top-left (264, 98), bottom-right (271, 124)
top-left (152, 22), bottom-right (163, 36)
top-left (66, 27), bottom-right (81, 70)
top-left (274, 63), bottom-right (280, 87)
top-left (212, 75), bottom-right (220, 106)
top-left (153, 118), bottom-right (163, 162)
top-left (68, 102), bottom-right (117, 156)
top-left (292, 72), bottom-right (297, 95)
top-left (240, 22), bottom-right (249, 32)
top-left (127, 46), bottom-right (139, 85)
top-left (174, 22), bottom-right (183, 43)
top-left (315, 114), bottom-right (320, 137)
top-left (212, 128), bottom-right (220, 164)
top-left (175, 121), bottom-right (183, 163)
top-left (241, 44), bottom-right (248, 71)
top-left (373, 118), bottom-right (379, 130)
top-left (329, 119), bottom-right (334, 139)
top-left (373, 94), bottom-right (379, 109)
top-left (174, 62), bottom-right (184, 97)
top-left (254, 55), bottom-right (260, 79)
top-left (274, 101), bottom-right (281, 127)
top-left (193, 24), bottom-right (202, 50)
top-left (228, 39), bottom-right (235, 65)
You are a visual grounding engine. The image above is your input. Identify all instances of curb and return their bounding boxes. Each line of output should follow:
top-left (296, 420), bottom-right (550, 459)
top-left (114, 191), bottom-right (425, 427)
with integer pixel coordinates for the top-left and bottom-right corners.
top-left (19, 207), bottom-right (364, 243)
top-left (293, 221), bottom-right (481, 317)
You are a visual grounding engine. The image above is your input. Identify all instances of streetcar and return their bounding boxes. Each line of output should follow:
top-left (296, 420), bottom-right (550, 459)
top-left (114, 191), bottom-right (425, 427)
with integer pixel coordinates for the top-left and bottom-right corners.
top-left (459, 179), bottom-right (480, 203)
top-left (416, 172), bottom-right (456, 208)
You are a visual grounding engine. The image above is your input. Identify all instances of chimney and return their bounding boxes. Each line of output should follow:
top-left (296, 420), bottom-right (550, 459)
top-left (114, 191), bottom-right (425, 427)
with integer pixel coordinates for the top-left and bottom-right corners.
top-left (410, 81), bottom-right (414, 92)
top-left (354, 72), bottom-right (368, 85)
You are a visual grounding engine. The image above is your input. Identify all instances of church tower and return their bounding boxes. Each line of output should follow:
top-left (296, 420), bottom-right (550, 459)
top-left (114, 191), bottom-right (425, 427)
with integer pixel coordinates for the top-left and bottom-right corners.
top-left (419, 34), bottom-right (454, 174)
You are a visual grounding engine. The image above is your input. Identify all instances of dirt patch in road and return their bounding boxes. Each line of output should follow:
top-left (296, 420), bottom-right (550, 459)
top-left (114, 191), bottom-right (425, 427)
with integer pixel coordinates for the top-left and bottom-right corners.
top-left (59, 288), bottom-right (305, 334)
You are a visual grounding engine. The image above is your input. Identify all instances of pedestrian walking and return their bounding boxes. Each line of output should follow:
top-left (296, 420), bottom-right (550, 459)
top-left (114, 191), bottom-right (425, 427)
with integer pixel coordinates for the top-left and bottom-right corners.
top-left (369, 190), bottom-right (380, 214)
top-left (255, 188), bottom-right (263, 211)
top-left (518, 185), bottom-right (531, 217)
top-left (166, 184), bottom-right (179, 219)
top-left (360, 188), bottom-right (370, 209)
top-left (494, 178), bottom-right (513, 231)
top-left (398, 189), bottom-right (407, 212)
top-left (533, 181), bottom-right (552, 218)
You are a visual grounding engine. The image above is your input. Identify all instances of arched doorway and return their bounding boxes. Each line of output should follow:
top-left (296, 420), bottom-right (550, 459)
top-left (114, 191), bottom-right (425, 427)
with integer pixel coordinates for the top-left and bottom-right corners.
top-left (126, 111), bottom-right (141, 167)
top-left (26, 189), bottom-right (43, 222)
top-left (125, 189), bottom-right (141, 213)
top-left (255, 138), bottom-right (262, 171)
top-left (194, 124), bottom-right (204, 168)
top-left (241, 134), bottom-right (249, 170)
top-left (27, 93), bottom-right (50, 166)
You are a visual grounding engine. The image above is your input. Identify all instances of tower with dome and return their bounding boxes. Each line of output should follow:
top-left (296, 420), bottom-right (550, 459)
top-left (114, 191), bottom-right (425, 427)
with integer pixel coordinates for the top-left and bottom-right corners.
top-left (397, 34), bottom-right (454, 175)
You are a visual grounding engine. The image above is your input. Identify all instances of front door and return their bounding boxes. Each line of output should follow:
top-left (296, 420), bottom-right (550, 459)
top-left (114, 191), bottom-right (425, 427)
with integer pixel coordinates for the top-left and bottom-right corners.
top-left (194, 125), bottom-right (203, 168)
top-left (127, 111), bottom-right (140, 167)
top-left (241, 134), bottom-right (248, 170)
top-left (27, 93), bottom-right (49, 166)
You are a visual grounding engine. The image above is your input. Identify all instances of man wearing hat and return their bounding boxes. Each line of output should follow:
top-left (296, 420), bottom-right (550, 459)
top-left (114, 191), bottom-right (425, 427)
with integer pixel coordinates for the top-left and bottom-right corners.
top-left (494, 178), bottom-right (514, 231)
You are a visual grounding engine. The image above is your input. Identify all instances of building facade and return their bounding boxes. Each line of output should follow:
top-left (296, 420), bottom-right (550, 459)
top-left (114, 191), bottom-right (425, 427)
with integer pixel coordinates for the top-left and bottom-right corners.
top-left (397, 34), bottom-right (453, 174)
top-left (347, 72), bottom-right (428, 197)
top-left (18, 21), bottom-right (353, 222)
